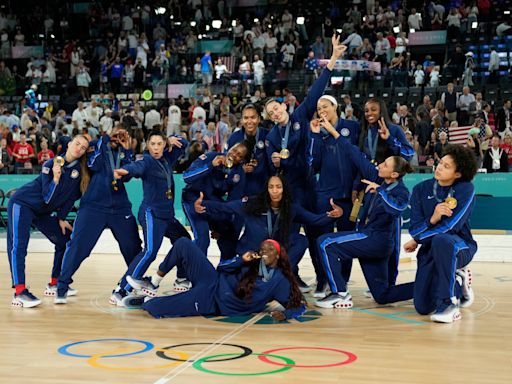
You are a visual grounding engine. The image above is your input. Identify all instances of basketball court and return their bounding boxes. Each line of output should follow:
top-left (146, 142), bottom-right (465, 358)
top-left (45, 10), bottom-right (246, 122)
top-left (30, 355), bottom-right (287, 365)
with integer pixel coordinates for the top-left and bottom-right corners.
top-left (1, 231), bottom-right (511, 383)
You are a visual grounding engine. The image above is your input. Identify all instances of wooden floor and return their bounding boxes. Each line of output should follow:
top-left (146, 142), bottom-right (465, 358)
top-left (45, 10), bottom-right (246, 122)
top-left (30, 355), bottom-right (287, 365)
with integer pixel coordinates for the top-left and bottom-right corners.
top-left (1, 240), bottom-right (512, 383)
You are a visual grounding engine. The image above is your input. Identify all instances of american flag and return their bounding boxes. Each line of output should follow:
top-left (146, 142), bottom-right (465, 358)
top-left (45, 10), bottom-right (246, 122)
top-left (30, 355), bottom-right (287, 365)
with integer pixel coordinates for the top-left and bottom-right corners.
top-left (448, 125), bottom-right (471, 145)
top-left (219, 56), bottom-right (237, 73)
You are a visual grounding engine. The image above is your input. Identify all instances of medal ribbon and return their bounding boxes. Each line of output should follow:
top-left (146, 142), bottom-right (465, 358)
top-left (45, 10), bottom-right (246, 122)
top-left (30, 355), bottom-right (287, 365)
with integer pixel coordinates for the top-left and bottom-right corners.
top-left (367, 127), bottom-right (379, 163)
top-left (155, 157), bottom-right (173, 192)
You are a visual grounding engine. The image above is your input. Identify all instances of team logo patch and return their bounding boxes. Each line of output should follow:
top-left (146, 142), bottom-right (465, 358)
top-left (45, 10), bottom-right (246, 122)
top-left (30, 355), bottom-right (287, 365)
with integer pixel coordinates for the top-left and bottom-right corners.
top-left (119, 152), bottom-right (125, 159)
top-left (264, 139), bottom-right (270, 147)
top-left (71, 170), bottom-right (79, 179)
top-left (257, 140), bottom-right (265, 149)
top-left (293, 122), bottom-right (301, 131)
top-left (341, 128), bottom-right (350, 137)
top-left (233, 174), bottom-right (241, 183)
top-left (199, 154), bottom-right (207, 160)
top-left (242, 196), bottom-right (249, 202)
top-left (42, 167), bottom-right (50, 174)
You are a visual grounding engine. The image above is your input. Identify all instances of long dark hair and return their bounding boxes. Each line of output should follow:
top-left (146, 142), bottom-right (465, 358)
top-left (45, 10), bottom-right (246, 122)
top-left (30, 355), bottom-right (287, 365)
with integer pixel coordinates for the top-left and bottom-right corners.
top-left (359, 98), bottom-right (395, 163)
top-left (244, 174), bottom-right (293, 247)
top-left (235, 243), bottom-right (303, 309)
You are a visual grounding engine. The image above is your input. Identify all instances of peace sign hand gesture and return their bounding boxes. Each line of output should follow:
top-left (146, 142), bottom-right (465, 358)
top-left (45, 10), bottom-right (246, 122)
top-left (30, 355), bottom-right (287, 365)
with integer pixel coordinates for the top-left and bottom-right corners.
top-left (378, 118), bottom-right (390, 140)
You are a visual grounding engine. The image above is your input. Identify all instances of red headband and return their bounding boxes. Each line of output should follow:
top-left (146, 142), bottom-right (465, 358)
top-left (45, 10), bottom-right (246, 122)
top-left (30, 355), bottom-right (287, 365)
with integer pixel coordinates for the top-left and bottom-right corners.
top-left (263, 239), bottom-right (281, 256)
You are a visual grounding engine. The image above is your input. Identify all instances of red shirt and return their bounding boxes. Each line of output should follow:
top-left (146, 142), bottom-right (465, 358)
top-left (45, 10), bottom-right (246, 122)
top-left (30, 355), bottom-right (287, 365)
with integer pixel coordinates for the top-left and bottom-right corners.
top-left (38, 149), bottom-right (55, 165)
top-left (13, 143), bottom-right (34, 163)
top-left (500, 143), bottom-right (512, 165)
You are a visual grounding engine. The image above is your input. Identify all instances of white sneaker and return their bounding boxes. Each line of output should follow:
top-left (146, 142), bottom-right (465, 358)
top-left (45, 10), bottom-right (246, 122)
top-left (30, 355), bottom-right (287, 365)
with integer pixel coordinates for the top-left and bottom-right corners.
top-left (297, 277), bottom-right (312, 293)
top-left (430, 304), bottom-right (462, 323)
top-left (12, 289), bottom-right (42, 308)
top-left (315, 292), bottom-right (353, 309)
top-left (127, 276), bottom-right (159, 297)
top-left (363, 289), bottom-right (373, 299)
top-left (312, 283), bottom-right (330, 299)
top-left (109, 291), bottom-right (128, 307)
top-left (456, 268), bottom-right (474, 308)
top-left (44, 284), bottom-right (77, 297)
top-left (173, 278), bottom-right (192, 292)
top-left (54, 292), bottom-right (68, 304)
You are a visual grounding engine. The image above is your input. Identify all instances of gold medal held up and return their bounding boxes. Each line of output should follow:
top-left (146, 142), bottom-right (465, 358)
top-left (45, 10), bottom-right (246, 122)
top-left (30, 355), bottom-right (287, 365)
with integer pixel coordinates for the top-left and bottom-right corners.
top-left (280, 148), bottom-right (290, 159)
top-left (445, 196), bottom-right (457, 209)
top-left (111, 180), bottom-right (119, 191)
top-left (225, 157), bottom-right (234, 168)
top-left (55, 156), bottom-right (65, 167)
top-left (165, 189), bottom-right (173, 200)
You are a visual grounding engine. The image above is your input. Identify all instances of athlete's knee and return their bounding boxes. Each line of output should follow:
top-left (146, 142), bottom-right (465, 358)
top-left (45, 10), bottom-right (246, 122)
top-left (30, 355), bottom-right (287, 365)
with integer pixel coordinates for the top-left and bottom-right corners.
top-left (430, 233), bottom-right (453, 249)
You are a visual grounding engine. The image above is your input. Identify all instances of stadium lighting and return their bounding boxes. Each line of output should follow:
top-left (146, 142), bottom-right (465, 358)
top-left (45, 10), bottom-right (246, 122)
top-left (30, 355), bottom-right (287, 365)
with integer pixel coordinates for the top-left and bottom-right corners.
top-left (155, 7), bottom-right (166, 15)
top-left (198, 35), bottom-right (203, 40)
top-left (174, 21), bottom-right (181, 26)
top-left (393, 26), bottom-right (400, 33)
top-left (504, 10), bottom-right (510, 15)
top-left (206, 25), bottom-right (210, 31)
top-left (170, 15), bottom-right (174, 19)
top-left (471, 22), bottom-right (478, 29)
top-left (410, 28), bottom-right (416, 33)
top-left (296, 17), bottom-right (305, 25)
top-left (231, 20), bottom-right (237, 27)
top-left (254, 18), bottom-right (259, 23)
top-left (212, 20), bottom-right (222, 29)
top-left (336, 28), bottom-right (342, 33)
top-left (190, 21), bottom-right (196, 27)
top-left (50, 34), bottom-right (55, 39)
top-left (38, 34), bottom-right (44, 38)
top-left (268, 24), bottom-right (272, 29)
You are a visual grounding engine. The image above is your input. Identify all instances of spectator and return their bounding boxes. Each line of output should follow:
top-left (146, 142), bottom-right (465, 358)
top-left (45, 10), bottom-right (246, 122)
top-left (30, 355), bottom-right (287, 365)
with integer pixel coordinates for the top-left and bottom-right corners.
top-left (434, 132), bottom-right (449, 163)
top-left (200, 50), bottom-right (213, 90)
top-left (458, 86), bottom-right (476, 126)
top-left (488, 45), bottom-right (500, 84)
top-left (99, 109), bottom-right (114, 135)
top-left (467, 127), bottom-right (483, 166)
top-left (311, 36), bottom-right (326, 59)
top-left (37, 139), bottom-right (54, 165)
top-left (144, 105), bottom-right (161, 131)
top-left (483, 135), bottom-right (509, 173)
top-left (252, 54), bottom-right (265, 93)
top-left (71, 102), bottom-right (89, 130)
top-left (463, 51), bottom-right (475, 87)
top-left (280, 38), bottom-right (295, 69)
top-left (414, 64), bottom-right (425, 87)
top-left (0, 137), bottom-right (11, 174)
top-left (12, 132), bottom-right (34, 170)
top-left (496, 99), bottom-right (511, 138)
top-left (408, 8), bottom-right (422, 31)
top-left (500, 134), bottom-right (512, 171)
top-left (167, 99), bottom-right (182, 137)
top-left (214, 58), bottom-right (229, 82)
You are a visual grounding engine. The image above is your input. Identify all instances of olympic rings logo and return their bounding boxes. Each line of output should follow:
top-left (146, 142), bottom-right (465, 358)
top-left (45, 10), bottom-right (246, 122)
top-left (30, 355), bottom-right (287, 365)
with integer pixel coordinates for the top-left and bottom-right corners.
top-left (58, 339), bottom-right (357, 376)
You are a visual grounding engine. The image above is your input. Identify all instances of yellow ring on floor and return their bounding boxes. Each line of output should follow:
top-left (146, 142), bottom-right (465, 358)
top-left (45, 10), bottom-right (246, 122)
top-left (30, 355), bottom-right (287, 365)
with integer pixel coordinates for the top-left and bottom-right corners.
top-left (87, 348), bottom-right (188, 371)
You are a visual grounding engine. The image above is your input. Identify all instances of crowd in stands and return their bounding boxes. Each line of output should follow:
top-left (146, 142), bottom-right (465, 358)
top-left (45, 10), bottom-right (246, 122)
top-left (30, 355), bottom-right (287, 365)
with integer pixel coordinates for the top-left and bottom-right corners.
top-left (0, 0), bottom-right (511, 175)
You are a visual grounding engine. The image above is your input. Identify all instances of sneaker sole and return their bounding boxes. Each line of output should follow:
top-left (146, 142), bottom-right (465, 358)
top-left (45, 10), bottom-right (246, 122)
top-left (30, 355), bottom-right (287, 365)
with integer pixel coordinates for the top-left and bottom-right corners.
top-left (142, 288), bottom-right (158, 297)
top-left (313, 291), bottom-right (328, 299)
top-left (314, 300), bottom-right (353, 309)
top-left (431, 311), bottom-right (462, 323)
top-left (299, 286), bottom-right (313, 293)
top-left (173, 286), bottom-right (191, 292)
top-left (54, 298), bottom-right (67, 305)
top-left (44, 288), bottom-right (78, 297)
top-left (11, 299), bottom-right (42, 308)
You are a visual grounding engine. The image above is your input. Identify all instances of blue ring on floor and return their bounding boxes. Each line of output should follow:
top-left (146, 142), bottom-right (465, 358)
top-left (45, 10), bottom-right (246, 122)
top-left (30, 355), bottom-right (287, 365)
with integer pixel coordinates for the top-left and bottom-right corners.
top-left (58, 338), bottom-right (154, 358)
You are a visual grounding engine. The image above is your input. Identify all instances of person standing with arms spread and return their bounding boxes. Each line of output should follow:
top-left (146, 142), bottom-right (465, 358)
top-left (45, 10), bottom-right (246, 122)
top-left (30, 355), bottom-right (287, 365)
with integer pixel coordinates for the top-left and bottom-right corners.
top-left (55, 126), bottom-right (142, 305)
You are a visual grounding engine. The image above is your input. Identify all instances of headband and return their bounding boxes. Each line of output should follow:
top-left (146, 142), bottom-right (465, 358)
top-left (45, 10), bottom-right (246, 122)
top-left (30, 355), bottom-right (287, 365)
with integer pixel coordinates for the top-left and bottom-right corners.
top-left (318, 95), bottom-right (338, 107)
top-left (263, 239), bottom-right (281, 256)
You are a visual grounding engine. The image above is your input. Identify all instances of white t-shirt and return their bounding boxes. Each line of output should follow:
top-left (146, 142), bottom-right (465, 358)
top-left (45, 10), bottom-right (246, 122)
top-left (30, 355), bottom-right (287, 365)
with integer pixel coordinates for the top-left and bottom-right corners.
top-left (215, 64), bottom-right (228, 79)
top-left (253, 60), bottom-right (265, 76)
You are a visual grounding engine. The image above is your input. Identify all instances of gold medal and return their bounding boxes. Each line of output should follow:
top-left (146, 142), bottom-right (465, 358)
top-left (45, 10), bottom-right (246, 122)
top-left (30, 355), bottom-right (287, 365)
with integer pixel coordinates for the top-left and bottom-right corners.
top-left (445, 196), bottom-right (457, 209)
top-left (55, 156), bottom-right (65, 167)
top-left (371, 159), bottom-right (378, 165)
top-left (252, 252), bottom-right (262, 259)
top-left (225, 157), bottom-right (234, 168)
top-left (111, 180), bottom-right (119, 191)
top-left (249, 158), bottom-right (258, 167)
top-left (165, 189), bottom-right (173, 200)
top-left (280, 148), bottom-right (290, 159)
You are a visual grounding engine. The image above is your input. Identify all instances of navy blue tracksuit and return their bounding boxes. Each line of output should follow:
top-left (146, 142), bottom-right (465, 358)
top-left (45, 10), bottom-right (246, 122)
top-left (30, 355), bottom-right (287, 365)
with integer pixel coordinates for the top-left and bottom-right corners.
top-left (182, 152), bottom-right (246, 258)
top-left (119, 144), bottom-right (190, 292)
top-left (409, 180), bottom-right (477, 314)
top-left (307, 118), bottom-right (361, 287)
top-left (265, 68), bottom-right (333, 206)
top-left (142, 238), bottom-right (307, 319)
top-left (317, 144), bottom-right (414, 304)
top-left (227, 127), bottom-right (269, 195)
top-left (7, 158), bottom-right (82, 286)
top-left (57, 135), bottom-right (142, 295)
top-left (201, 199), bottom-right (336, 274)
top-left (361, 123), bottom-right (415, 164)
